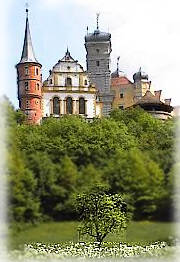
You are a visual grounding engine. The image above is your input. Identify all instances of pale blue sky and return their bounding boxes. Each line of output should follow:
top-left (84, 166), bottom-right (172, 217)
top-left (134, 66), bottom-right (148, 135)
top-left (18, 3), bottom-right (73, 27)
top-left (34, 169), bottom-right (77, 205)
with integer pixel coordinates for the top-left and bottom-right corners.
top-left (2, 0), bottom-right (180, 108)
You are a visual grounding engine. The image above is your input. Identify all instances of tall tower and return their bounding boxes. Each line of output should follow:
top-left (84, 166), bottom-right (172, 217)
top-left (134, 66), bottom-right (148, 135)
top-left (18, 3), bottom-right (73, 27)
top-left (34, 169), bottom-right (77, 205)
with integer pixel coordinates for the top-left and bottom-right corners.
top-left (16, 9), bottom-right (42, 124)
top-left (85, 15), bottom-right (114, 116)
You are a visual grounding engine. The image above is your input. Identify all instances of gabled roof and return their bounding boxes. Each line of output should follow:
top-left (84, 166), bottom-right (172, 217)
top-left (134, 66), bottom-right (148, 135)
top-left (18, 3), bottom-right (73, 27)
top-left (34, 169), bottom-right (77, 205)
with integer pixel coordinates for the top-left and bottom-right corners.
top-left (18, 10), bottom-right (39, 64)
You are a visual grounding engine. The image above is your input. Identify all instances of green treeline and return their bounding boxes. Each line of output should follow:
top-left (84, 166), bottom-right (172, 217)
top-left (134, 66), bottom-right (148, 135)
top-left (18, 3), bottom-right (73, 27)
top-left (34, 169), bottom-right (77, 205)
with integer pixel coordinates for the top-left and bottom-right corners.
top-left (6, 101), bottom-right (175, 223)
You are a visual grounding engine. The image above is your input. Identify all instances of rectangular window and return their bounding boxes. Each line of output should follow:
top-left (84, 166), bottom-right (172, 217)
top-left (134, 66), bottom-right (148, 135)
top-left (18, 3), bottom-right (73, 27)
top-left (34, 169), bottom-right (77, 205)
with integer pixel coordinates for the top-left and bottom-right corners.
top-left (25, 81), bottom-right (29, 90)
top-left (25, 67), bottom-right (29, 75)
top-left (120, 93), bottom-right (124, 98)
top-left (96, 61), bottom-right (100, 66)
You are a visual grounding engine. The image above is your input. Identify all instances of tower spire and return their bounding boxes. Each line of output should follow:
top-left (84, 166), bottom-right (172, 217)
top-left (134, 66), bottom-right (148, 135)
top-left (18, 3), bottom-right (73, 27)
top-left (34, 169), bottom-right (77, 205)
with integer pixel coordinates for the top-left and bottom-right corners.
top-left (117, 56), bottom-right (120, 75)
top-left (19, 7), bottom-right (39, 64)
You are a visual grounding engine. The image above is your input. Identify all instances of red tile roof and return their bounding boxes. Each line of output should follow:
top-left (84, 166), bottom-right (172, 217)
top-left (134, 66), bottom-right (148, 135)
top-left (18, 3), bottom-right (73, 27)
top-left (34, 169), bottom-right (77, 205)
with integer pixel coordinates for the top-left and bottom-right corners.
top-left (111, 76), bottom-right (133, 86)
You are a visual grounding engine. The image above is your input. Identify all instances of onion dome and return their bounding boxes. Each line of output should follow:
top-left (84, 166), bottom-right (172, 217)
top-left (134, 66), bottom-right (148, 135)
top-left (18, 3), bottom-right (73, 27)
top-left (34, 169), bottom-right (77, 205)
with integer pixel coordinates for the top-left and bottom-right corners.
top-left (133, 67), bottom-right (148, 82)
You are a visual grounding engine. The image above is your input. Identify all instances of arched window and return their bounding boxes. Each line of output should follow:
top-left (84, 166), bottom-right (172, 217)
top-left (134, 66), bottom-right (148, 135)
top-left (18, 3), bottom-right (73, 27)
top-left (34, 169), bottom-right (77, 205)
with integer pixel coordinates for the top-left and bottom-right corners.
top-left (66, 97), bottom-right (73, 114)
top-left (79, 97), bottom-right (85, 114)
top-left (84, 79), bottom-right (88, 85)
top-left (66, 77), bottom-right (72, 86)
top-left (53, 97), bottom-right (60, 115)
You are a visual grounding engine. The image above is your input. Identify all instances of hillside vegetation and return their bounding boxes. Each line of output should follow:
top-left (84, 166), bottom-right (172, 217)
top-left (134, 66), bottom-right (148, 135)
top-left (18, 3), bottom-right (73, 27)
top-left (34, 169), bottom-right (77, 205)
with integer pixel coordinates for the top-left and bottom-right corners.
top-left (6, 100), bottom-right (175, 223)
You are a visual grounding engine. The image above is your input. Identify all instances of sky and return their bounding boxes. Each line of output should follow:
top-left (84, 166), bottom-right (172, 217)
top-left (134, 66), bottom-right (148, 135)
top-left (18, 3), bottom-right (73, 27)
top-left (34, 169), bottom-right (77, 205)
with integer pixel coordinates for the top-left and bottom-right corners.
top-left (1, 0), bottom-right (180, 108)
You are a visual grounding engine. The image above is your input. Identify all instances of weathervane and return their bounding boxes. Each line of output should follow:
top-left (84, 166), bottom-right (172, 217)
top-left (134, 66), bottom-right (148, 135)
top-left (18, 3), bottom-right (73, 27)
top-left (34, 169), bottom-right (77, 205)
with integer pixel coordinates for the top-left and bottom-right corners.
top-left (96, 12), bottom-right (100, 30)
top-left (25, 0), bottom-right (29, 17)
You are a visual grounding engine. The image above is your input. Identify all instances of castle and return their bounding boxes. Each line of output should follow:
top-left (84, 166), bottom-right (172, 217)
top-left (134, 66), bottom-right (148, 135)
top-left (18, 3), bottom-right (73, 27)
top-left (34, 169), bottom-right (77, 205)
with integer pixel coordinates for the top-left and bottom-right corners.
top-left (16, 9), bottom-right (173, 124)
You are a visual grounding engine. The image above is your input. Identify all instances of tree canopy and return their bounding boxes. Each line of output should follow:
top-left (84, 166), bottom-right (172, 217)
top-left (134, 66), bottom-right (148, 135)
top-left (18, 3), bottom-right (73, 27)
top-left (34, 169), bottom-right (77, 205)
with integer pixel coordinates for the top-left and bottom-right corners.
top-left (76, 185), bottom-right (127, 245)
top-left (6, 101), bottom-right (175, 223)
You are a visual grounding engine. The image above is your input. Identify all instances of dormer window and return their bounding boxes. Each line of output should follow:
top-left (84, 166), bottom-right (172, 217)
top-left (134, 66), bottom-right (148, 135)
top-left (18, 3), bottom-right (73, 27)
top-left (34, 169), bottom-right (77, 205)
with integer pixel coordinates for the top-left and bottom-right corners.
top-left (66, 77), bottom-right (72, 86)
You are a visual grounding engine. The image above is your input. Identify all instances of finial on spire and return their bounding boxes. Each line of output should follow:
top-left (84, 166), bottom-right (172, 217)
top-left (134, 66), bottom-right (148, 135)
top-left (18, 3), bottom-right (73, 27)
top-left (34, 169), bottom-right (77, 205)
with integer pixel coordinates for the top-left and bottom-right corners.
top-left (25, 1), bottom-right (29, 18)
top-left (66, 46), bottom-right (70, 56)
top-left (96, 12), bottom-right (100, 30)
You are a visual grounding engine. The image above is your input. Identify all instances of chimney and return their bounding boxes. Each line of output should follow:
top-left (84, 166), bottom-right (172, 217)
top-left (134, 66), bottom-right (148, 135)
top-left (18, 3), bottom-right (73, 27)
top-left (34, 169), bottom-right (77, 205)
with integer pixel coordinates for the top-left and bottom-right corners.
top-left (164, 98), bottom-right (171, 106)
top-left (154, 90), bottom-right (162, 101)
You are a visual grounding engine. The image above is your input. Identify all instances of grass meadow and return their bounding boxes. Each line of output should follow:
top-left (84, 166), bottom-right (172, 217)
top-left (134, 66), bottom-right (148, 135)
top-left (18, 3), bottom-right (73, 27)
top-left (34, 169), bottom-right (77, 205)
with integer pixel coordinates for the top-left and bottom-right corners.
top-left (9, 221), bottom-right (176, 250)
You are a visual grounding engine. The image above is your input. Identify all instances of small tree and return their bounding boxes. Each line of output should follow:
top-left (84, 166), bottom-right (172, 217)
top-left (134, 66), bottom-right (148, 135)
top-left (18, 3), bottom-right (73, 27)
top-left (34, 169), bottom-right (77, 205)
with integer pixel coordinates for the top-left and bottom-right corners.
top-left (75, 185), bottom-right (127, 245)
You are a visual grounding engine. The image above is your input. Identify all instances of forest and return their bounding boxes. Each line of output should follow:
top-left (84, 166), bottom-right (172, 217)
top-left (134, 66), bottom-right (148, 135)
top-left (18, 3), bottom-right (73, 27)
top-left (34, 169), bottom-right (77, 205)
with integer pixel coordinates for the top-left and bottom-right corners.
top-left (6, 99), bottom-right (176, 224)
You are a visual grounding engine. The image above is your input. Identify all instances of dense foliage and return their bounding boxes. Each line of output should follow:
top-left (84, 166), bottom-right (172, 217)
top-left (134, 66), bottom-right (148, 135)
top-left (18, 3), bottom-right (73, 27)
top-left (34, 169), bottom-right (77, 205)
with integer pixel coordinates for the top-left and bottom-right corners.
top-left (6, 99), bottom-right (175, 223)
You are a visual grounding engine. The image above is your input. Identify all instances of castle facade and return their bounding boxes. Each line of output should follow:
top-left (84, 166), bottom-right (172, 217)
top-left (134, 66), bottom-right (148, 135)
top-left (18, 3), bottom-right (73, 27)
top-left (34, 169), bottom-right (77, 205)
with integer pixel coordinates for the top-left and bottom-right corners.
top-left (16, 10), bottom-right (173, 124)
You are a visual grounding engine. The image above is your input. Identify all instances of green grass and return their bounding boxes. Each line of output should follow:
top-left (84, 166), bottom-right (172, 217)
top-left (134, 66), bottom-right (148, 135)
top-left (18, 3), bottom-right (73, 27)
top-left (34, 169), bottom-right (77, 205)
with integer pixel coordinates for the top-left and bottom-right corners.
top-left (9, 221), bottom-right (176, 250)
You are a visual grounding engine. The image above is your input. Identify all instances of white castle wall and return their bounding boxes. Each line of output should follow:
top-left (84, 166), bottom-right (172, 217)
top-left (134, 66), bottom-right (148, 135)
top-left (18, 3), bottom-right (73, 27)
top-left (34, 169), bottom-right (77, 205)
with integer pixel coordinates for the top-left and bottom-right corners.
top-left (43, 92), bottom-right (96, 119)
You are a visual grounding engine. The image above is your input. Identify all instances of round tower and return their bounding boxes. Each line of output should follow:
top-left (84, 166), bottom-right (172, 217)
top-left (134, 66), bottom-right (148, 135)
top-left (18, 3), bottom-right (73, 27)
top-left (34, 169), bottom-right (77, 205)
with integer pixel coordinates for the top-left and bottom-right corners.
top-left (16, 9), bottom-right (42, 124)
